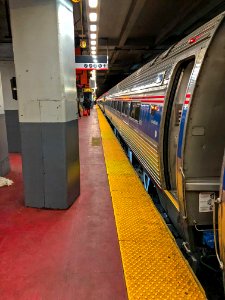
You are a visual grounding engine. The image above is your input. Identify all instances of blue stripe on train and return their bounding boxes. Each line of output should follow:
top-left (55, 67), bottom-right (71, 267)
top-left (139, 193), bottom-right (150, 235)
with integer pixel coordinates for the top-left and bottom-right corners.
top-left (177, 106), bottom-right (188, 158)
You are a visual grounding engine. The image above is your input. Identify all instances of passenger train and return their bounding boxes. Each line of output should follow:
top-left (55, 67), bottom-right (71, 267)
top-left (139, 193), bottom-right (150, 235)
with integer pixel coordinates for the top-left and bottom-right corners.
top-left (98, 12), bottom-right (225, 285)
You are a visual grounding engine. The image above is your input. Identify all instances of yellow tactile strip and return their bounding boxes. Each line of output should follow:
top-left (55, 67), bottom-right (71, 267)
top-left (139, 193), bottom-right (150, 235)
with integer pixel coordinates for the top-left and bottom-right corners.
top-left (97, 108), bottom-right (206, 300)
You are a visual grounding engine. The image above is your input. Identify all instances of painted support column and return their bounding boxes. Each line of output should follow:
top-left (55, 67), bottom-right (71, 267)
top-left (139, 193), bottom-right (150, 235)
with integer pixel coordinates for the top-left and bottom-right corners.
top-left (0, 72), bottom-right (10, 176)
top-left (9, 0), bottom-right (80, 208)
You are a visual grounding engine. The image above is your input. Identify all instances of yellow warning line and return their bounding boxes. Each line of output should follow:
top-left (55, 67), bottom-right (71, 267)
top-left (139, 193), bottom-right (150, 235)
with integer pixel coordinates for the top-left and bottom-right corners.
top-left (97, 107), bottom-right (206, 300)
top-left (164, 190), bottom-right (180, 211)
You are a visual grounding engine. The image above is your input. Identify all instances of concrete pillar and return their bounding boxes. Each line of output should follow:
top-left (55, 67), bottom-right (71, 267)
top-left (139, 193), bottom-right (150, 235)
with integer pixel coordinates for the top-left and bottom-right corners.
top-left (9, 0), bottom-right (80, 209)
top-left (0, 72), bottom-right (10, 176)
top-left (0, 61), bottom-right (21, 153)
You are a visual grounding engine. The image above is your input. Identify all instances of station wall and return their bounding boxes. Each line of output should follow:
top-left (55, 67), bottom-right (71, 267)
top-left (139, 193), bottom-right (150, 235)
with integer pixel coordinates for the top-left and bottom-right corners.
top-left (0, 61), bottom-right (21, 153)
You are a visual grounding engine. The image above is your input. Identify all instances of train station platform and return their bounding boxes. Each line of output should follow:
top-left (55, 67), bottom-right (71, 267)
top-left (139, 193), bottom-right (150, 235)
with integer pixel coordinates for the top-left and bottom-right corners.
top-left (0, 106), bottom-right (206, 299)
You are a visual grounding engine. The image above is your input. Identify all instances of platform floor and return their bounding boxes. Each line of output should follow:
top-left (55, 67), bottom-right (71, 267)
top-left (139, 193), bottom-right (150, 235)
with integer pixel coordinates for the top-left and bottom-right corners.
top-left (0, 106), bottom-right (206, 299)
top-left (0, 108), bottom-right (127, 299)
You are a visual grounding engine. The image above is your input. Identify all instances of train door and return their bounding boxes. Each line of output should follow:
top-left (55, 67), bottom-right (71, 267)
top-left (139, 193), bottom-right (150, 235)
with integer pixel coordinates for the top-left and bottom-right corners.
top-left (164, 59), bottom-right (195, 199)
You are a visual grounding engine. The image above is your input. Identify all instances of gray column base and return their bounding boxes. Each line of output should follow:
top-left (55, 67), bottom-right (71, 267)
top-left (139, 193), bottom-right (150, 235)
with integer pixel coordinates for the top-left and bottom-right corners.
top-left (20, 120), bottom-right (80, 209)
top-left (5, 110), bottom-right (21, 153)
top-left (0, 114), bottom-right (10, 176)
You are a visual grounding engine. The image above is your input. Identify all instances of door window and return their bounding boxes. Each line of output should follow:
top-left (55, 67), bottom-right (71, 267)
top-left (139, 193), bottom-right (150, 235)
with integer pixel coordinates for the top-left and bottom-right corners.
top-left (164, 59), bottom-right (195, 192)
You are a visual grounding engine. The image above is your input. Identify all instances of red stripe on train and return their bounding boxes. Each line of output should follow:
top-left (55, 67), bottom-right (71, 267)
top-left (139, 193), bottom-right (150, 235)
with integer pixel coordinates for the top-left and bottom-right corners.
top-left (116, 95), bottom-right (165, 100)
top-left (133, 95), bottom-right (165, 99)
top-left (141, 100), bottom-right (164, 103)
top-left (112, 93), bottom-right (191, 104)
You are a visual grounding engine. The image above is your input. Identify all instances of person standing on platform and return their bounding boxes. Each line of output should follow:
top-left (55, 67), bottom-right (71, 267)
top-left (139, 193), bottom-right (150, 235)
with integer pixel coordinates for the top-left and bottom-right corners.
top-left (77, 99), bottom-right (82, 118)
top-left (83, 97), bottom-right (92, 116)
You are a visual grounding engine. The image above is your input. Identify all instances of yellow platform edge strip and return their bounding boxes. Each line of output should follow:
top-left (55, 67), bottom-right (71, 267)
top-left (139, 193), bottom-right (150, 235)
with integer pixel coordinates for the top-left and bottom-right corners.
top-left (164, 190), bottom-right (180, 211)
top-left (97, 107), bottom-right (206, 300)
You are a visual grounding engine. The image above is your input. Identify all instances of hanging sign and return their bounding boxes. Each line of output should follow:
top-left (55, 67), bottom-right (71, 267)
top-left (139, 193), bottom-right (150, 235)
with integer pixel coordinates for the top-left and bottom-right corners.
top-left (75, 55), bottom-right (108, 70)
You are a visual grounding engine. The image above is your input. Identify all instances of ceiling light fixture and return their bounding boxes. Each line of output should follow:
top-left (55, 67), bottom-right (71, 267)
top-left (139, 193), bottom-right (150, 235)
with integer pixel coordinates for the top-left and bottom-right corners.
top-left (89, 12), bottom-right (97, 22)
top-left (91, 50), bottom-right (96, 55)
top-left (91, 40), bottom-right (96, 45)
top-left (91, 46), bottom-right (96, 50)
top-left (90, 33), bottom-right (97, 39)
top-left (88, 0), bottom-right (98, 8)
top-left (90, 24), bottom-right (97, 32)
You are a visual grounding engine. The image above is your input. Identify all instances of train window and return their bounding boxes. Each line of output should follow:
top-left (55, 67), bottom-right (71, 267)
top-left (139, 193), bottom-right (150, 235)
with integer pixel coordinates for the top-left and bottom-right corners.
top-left (130, 102), bottom-right (141, 121)
top-left (122, 102), bottom-right (129, 115)
top-left (112, 101), bottom-right (117, 109)
top-left (117, 101), bottom-right (122, 112)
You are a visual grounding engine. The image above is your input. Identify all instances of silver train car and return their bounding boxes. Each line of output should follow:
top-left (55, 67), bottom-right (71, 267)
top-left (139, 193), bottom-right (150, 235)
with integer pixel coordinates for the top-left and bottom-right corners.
top-left (99, 12), bottom-right (225, 277)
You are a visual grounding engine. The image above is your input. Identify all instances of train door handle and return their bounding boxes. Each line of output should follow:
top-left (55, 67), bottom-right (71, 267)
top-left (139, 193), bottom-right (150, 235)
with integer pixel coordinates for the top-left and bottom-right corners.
top-left (213, 197), bottom-right (224, 270)
top-left (179, 166), bottom-right (188, 220)
top-left (179, 166), bottom-right (185, 179)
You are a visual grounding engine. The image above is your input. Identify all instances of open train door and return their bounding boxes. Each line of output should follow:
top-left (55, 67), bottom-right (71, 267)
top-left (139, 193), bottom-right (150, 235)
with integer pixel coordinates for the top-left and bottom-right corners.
top-left (215, 151), bottom-right (225, 288)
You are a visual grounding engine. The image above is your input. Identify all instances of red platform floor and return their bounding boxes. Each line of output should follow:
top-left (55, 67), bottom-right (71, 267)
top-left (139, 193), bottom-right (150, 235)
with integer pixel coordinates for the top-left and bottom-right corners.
top-left (0, 108), bottom-right (128, 300)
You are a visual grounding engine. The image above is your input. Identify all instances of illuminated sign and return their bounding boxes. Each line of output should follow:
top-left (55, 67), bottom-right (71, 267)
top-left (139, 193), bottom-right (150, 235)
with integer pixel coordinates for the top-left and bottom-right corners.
top-left (75, 55), bottom-right (108, 70)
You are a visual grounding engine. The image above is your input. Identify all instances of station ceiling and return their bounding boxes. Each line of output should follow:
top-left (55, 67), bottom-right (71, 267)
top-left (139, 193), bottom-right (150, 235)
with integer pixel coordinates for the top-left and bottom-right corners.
top-left (0, 1), bottom-right (225, 97)
top-left (74, 0), bottom-right (225, 97)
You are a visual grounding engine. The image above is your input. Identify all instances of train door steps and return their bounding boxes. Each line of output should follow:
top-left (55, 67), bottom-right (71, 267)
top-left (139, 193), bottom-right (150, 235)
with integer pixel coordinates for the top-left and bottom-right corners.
top-left (97, 107), bottom-right (206, 300)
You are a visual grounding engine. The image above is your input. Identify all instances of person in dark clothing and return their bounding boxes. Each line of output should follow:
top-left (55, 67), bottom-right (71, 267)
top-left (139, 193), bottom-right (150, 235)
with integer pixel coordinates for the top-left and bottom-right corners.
top-left (83, 98), bottom-right (92, 116)
top-left (77, 99), bottom-right (81, 118)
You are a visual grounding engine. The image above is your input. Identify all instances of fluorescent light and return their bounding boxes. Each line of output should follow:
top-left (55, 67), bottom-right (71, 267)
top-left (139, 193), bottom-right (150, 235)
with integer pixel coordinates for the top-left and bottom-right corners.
top-left (91, 50), bottom-right (96, 55)
top-left (89, 0), bottom-right (98, 8)
top-left (89, 12), bottom-right (97, 22)
top-left (91, 46), bottom-right (96, 50)
top-left (90, 33), bottom-right (97, 39)
top-left (91, 40), bottom-right (96, 45)
top-left (90, 24), bottom-right (97, 32)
